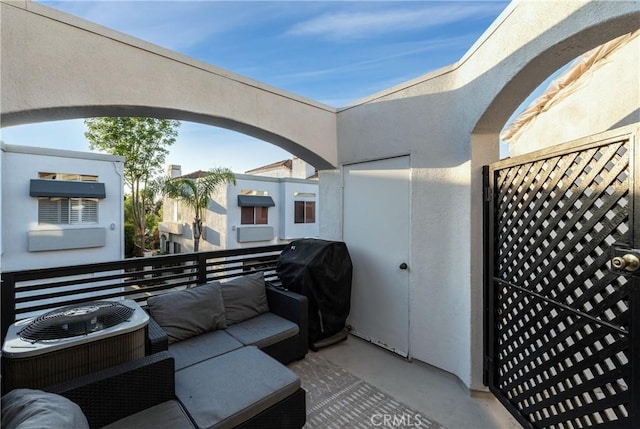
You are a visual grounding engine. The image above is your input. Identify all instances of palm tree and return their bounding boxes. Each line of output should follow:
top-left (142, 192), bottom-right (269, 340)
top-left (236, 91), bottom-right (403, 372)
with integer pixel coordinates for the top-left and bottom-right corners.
top-left (163, 168), bottom-right (236, 252)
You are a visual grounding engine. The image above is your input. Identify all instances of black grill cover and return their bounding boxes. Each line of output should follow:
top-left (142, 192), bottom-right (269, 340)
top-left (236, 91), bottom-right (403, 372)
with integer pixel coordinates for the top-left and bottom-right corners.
top-left (277, 239), bottom-right (352, 345)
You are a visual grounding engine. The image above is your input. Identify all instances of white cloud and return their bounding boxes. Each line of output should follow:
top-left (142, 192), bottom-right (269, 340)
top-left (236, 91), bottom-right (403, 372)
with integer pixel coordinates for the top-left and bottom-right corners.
top-left (285, 3), bottom-right (506, 40)
top-left (271, 34), bottom-right (473, 86)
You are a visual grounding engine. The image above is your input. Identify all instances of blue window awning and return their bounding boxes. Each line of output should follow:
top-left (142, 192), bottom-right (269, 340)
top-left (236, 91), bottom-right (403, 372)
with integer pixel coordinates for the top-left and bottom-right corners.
top-left (30, 179), bottom-right (106, 199)
top-left (237, 195), bottom-right (275, 207)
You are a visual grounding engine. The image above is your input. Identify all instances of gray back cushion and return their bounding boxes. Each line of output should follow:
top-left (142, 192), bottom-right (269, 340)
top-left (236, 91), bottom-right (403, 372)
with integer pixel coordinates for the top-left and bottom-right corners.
top-left (148, 282), bottom-right (227, 343)
top-left (220, 272), bottom-right (269, 325)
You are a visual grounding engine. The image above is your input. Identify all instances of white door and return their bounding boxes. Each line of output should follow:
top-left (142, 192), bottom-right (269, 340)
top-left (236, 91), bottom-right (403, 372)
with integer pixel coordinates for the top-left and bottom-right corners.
top-left (343, 156), bottom-right (410, 357)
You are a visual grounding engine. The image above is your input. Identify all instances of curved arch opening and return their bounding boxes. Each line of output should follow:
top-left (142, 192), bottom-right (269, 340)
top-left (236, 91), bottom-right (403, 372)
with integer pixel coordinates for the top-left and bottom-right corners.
top-left (2, 118), bottom-right (301, 176)
top-left (1, 105), bottom-right (333, 171)
top-left (473, 14), bottom-right (640, 151)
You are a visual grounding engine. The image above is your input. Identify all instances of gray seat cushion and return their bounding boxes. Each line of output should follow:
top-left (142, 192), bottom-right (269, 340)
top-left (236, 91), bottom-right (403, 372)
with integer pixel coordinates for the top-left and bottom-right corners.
top-left (225, 313), bottom-right (299, 349)
top-left (101, 400), bottom-right (195, 429)
top-left (169, 330), bottom-right (243, 371)
top-left (175, 346), bottom-right (301, 429)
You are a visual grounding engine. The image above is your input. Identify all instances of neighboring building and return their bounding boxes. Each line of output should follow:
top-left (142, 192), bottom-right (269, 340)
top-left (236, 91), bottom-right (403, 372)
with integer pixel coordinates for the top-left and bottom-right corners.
top-left (159, 161), bottom-right (319, 253)
top-left (245, 157), bottom-right (317, 179)
top-left (502, 30), bottom-right (640, 156)
top-left (1, 143), bottom-right (125, 271)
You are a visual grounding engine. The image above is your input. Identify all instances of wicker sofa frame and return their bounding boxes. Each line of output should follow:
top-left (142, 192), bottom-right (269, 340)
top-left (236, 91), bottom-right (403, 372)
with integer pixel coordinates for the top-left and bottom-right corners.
top-left (45, 351), bottom-right (306, 429)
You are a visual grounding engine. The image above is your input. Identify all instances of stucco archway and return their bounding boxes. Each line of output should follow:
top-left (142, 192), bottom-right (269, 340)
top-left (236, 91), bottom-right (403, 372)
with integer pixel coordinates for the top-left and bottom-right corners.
top-left (473, 13), bottom-right (640, 136)
top-left (467, 0), bottom-right (640, 392)
top-left (0, 1), bottom-right (338, 170)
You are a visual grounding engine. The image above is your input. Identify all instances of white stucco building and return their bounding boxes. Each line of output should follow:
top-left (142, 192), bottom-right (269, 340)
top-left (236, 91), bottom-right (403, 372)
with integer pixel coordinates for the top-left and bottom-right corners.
top-left (159, 163), bottom-right (319, 253)
top-left (0, 143), bottom-right (125, 272)
top-left (245, 157), bottom-right (318, 180)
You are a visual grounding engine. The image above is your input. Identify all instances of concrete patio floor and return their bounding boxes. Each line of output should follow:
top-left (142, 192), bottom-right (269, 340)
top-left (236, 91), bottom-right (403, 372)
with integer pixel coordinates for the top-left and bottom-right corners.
top-left (315, 335), bottom-right (521, 429)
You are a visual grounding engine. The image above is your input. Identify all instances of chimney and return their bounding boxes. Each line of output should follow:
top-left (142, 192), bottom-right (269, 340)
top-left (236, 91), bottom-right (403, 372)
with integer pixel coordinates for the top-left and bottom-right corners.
top-left (291, 157), bottom-right (315, 179)
top-left (167, 164), bottom-right (182, 178)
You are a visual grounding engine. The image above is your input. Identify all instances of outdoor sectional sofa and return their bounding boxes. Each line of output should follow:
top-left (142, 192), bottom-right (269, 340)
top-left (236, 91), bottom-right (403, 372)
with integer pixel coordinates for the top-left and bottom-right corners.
top-left (148, 271), bottom-right (309, 367)
top-left (1, 272), bottom-right (309, 429)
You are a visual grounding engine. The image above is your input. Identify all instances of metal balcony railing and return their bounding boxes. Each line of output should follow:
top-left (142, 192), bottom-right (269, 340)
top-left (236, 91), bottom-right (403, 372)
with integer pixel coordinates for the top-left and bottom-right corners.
top-left (1, 244), bottom-right (286, 343)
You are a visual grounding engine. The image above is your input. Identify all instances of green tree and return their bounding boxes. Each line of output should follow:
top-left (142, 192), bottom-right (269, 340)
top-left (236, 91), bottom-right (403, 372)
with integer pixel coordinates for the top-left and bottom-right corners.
top-left (85, 117), bottom-right (179, 256)
top-left (123, 192), bottom-right (162, 254)
top-left (123, 223), bottom-right (136, 258)
top-left (163, 168), bottom-right (236, 252)
top-left (142, 184), bottom-right (163, 250)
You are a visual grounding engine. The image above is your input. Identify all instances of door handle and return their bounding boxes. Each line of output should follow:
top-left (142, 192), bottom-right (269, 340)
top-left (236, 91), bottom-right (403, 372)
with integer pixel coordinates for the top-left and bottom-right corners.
top-left (399, 263), bottom-right (408, 270)
top-left (611, 254), bottom-right (640, 272)
top-left (610, 246), bottom-right (640, 276)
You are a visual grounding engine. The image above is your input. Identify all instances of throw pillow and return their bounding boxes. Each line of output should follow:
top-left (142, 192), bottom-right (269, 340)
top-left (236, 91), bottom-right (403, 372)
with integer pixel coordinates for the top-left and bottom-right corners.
top-left (148, 282), bottom-right (227, 343)
top-left (1, 388), bottom-right (89, 429)
top-left (220, 272), bottom-right (269, 325)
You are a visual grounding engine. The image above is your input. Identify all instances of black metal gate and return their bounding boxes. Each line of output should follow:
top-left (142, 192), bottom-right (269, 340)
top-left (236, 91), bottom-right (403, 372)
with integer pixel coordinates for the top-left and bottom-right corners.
top-left (484, 129), bottom-right (639, 428)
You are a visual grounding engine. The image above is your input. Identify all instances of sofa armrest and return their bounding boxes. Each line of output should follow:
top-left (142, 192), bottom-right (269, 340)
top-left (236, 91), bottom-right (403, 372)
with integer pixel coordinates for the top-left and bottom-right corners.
top-left (44, 351), bottom-right (175, 429)
top-left (146, 315), bottom-right (169, 354)
top-left (266, 283), bottom-right (308, 354)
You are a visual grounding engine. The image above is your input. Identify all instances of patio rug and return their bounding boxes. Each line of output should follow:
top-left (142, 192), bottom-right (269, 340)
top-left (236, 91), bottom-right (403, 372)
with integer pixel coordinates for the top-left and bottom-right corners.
top-left (288, 352), bottom-right (445, 429)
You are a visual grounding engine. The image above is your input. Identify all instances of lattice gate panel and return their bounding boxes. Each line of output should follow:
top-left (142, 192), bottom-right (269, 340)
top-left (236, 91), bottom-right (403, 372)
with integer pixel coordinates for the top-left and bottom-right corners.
top-left (486, 136), bottom-right (636, 429)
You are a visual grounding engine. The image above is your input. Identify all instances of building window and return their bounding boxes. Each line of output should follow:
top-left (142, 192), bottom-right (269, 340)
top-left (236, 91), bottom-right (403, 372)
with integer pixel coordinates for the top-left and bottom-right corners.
top-left (238, 190), bottom-right (273, 225)
top-left (294, 201), bottom-right (316, 224)
top-left (241, 206), bottom-right (269, 225)
top-left (38, 197), bottom-right (98, 224)
top-left (39, 172), bottom-right (98, 182)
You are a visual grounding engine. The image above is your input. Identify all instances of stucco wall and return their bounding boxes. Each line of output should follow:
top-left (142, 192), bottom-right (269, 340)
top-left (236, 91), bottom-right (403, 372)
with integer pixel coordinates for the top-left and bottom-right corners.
top-left (328, 0), bottom-right (640, 389)
top-left (336, 93), bottom-right (476, 386)
top-left (0, 144), bottom-right (124, 271)
top-left (0, 0), bottom-right (338, 170)
top-left (318, 170), bottom-right (342, 241)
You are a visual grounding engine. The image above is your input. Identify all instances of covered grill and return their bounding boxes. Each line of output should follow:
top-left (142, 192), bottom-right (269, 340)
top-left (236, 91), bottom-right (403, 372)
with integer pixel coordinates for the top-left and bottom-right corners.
top-left (277, 239), bottom-right (352, 350)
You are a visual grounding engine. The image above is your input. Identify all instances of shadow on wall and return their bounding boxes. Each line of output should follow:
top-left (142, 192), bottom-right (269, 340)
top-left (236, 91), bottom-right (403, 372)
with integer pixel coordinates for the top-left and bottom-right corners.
top-left (204, 227), bottom-right (221, 246)
top-left (610, 108), bottom-right (640, 130)
top-left (207, 200), bottom-right (228, 215)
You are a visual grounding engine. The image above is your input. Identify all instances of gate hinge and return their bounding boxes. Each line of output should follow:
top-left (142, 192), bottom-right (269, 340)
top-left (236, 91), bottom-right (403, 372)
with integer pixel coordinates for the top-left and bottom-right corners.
top-left (483, 356), bottom-right (493, 386)
top-left (484, 356), bottom-right (493, 368)
top-left (483, 187), bottom-right (493, 202)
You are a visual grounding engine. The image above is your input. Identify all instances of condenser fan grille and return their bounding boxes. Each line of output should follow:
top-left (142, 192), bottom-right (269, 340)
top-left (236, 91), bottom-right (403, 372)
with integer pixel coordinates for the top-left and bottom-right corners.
top-left (19, 301), bottom-right (134, 342)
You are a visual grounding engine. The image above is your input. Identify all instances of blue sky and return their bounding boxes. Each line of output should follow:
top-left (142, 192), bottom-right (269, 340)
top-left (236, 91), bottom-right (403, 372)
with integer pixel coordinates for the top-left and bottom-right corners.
top-left (2, 0), bottom-right (516, 174)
